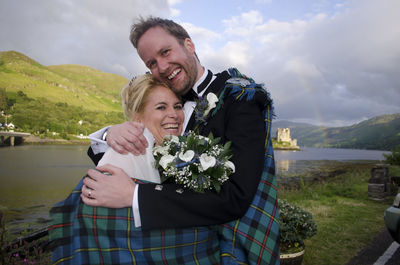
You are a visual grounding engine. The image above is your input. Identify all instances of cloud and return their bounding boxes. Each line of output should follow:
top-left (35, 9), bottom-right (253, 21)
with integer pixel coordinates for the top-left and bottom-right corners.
top-left (197, 0), bottom-right (400, 126)
top-left (0, 0), bottom-right (171, 77)
top-left (1, 0), bottom-right (399, 127)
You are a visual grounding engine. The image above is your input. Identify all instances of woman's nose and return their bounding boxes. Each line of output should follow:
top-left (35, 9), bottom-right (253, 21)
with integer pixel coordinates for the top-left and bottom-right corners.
top-left (167, 108), bottom-right (179, 118)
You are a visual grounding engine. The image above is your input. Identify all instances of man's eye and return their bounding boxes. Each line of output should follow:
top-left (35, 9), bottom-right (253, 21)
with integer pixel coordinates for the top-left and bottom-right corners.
top-left (162, 49), bottom-right (170, 56)
top-left (148, 61), bottom-right (156, 69)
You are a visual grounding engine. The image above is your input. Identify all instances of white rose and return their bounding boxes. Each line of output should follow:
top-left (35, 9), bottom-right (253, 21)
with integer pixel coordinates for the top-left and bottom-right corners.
top-left (204, 93), bottom-right (218, 116)
top-left (169, 135), bottom-right (180, 144)
top-left (225, 160), bottom-right (235, 173)
top-left (179, 150), bottom-right (195, 162)
top-left (153, 145), bottom-right (169, 156)
top-left (200, 153), bottom-right (216, 171)
top-left (159, 154), bottom-right (175, 169)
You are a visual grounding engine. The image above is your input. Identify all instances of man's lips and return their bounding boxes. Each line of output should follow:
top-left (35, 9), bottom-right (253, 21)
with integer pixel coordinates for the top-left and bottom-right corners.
top-left (168, 68), bottom-right (181, 80)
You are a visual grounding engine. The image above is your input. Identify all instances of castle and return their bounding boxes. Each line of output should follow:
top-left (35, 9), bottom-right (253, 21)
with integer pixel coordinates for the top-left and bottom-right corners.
top-left (276, 128), bottom-right (299, 149)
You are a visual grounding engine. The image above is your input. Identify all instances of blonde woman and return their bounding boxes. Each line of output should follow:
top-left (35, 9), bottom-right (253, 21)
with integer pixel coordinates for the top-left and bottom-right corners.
top-left (49, 74), bottom-right (220, 265)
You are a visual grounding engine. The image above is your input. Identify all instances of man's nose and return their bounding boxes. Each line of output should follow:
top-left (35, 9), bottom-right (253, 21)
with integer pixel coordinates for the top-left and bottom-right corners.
top-left (158, 58), bottom-right (169, 73)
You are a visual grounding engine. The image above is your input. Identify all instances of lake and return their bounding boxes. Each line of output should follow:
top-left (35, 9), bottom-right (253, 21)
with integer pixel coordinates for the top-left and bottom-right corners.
top-left (0, 145), bottom-right (390, 235)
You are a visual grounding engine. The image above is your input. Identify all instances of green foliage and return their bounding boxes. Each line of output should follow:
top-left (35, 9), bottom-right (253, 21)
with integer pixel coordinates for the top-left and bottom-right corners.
top-left (384, 145), bottom-right (400, 166)
top-left (0, 50), bottom-right (127, 113)
top-left (0, 50), bottom-right (130, 136)
top-left (278, 199), bottom-right (317, 253)
top-left (9, 91), bottom-right (124, 135)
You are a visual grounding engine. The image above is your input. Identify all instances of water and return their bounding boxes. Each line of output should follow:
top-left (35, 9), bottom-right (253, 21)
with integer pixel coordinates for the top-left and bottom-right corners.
top-left (0, 145), bottom-right (391, 235)
top-left (275, 147), bottom-right (389, 161)
top-left (0, 145), bottom-right (93, 233)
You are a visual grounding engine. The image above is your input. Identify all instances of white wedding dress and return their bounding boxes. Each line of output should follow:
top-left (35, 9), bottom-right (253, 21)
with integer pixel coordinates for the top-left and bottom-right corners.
top-left (97, 128), bottom-right (161, 183)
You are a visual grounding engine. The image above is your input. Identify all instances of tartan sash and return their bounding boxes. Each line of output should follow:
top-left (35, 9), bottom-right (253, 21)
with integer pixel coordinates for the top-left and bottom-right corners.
top-left (49, 178), bottom-right (220, 265)
top-left (218, 69), bottom-right (280, 265)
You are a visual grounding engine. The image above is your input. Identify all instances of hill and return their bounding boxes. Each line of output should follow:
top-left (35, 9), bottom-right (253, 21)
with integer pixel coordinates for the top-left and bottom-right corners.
top-left (272, 114), bottom-right (400, 151)
top-left (0, 50), bottom-right (127, 112)
top-left (0, 50), bottom-right (128, 139)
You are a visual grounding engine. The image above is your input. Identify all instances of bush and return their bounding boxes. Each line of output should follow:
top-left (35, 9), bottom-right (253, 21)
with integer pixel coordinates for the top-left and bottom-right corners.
top-left (279, 199), bottom-right (317, 253)
top-left (384, 145), bottom-right (400, 166)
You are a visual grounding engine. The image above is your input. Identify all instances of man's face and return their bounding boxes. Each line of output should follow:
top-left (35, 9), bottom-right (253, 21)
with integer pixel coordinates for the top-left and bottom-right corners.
top-left (137, 26), bottom-right (199, 96)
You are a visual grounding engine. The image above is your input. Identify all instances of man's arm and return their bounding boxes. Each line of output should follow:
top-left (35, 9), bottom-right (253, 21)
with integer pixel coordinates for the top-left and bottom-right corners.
top-left (138, 93), bottom-right (267, 229)
top-left (87, 121), bottom-right (149, 165)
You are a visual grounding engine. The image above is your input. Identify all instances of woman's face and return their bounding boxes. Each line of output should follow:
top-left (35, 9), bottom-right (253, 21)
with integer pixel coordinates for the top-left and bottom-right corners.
top-left (138, 85), bottom-right (184, 145)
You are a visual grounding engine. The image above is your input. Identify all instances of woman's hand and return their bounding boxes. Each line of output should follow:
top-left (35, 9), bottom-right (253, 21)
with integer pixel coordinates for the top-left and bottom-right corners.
top-left (107, 121), bottom-right (148, 155)
top-left (81, 164), bottom-right (136, 208)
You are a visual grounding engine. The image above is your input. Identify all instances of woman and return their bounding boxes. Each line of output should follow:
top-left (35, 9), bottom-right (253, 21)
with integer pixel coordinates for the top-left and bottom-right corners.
top-left (49, 75), bottom-right (220, 264)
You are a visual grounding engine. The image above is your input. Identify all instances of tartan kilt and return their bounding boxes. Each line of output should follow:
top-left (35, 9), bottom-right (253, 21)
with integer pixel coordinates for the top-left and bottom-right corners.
top-left (219, 103), bottom-right (280, 265)
top-left (49, 178), bottom-right (220, 265)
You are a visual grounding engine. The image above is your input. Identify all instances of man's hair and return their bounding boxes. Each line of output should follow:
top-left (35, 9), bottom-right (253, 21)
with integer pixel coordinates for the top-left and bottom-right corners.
top-left (130, 16), bottom-right (191, 49)
top-left (121, 74), bottom-right (170, 121)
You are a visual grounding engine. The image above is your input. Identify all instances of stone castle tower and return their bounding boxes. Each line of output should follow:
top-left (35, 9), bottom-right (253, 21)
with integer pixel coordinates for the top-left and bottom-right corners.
top-left (276, 128), bottom-right (298, 147)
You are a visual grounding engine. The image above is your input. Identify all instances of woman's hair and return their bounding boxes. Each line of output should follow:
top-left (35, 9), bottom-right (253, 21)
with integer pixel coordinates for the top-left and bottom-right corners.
top-left (120, 74), bottom-right (170, 121)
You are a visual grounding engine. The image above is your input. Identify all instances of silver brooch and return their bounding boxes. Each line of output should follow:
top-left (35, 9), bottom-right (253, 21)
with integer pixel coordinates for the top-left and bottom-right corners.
top-left (175, 188), bottom-right (184, 194)
top-left (155, 185), bottom-right (163, 191)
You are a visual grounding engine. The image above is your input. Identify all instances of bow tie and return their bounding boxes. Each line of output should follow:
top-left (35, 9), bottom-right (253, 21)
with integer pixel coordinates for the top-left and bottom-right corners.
top-left (181, 70), bottom-right (213, 103)
top-left (182, 89), bottom-right (199, 103)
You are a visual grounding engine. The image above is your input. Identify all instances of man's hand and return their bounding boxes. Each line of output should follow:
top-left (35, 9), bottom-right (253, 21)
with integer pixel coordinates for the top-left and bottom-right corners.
top-left (107, 121), bottom-right (148, 155)
top-left (81, 164), bottom-right (136, 208)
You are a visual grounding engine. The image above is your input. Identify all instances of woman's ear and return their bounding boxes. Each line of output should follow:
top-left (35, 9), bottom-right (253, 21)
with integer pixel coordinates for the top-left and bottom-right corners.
top-left (132, 113), bottom-right (142, 123)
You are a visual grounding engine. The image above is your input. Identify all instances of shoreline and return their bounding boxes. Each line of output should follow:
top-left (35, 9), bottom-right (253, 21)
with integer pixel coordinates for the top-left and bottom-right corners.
top-left (1, 134), bottom-right (90, 146)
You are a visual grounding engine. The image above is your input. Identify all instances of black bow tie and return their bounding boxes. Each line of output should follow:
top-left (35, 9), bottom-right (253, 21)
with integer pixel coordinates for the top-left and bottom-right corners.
top-left (181, 70), bottom-right (213, 103)
top-left (182, 89), bottom-right (198, 103)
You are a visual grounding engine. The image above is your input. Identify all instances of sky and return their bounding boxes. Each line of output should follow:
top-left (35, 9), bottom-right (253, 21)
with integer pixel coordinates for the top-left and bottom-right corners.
top-left (1, 0), bottom-right (399, 127)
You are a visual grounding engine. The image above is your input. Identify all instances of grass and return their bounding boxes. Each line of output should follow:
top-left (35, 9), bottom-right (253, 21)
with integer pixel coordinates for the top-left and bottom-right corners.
top-left (279, 164), bottom-right (400, 265)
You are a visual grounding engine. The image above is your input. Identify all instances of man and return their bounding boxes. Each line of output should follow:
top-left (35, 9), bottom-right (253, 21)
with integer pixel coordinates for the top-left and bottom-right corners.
top-left (84, 17), bottom-right (279, 264)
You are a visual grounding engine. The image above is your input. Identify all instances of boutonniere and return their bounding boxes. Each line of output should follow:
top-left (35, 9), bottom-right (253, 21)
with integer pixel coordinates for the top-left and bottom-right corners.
top-left (194, 92), bottom-right (219, 124)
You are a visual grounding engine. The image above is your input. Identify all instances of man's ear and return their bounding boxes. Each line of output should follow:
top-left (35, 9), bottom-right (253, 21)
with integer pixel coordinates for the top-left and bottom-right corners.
top-left (184, 38), bottom-right (195, 54)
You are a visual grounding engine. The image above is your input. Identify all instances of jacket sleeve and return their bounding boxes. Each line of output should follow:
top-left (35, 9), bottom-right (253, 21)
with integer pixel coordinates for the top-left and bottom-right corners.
top-left (138, 91), bottom-right (267, 230)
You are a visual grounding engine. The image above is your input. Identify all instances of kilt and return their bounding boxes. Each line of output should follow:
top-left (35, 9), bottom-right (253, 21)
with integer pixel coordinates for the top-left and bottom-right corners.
top-left (49, 178), bottom-right (220, 265)
top-left (219, 83), bottom-right (280, 265)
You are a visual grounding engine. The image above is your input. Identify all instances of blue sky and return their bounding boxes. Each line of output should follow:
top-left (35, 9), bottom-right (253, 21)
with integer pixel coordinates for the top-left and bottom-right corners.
top-left (1, 0), bottom-right (399, 127)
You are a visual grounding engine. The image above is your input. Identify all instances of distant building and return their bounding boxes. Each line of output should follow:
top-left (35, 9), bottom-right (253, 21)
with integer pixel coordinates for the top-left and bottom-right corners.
top-left (276, 128), bottom-right (299, 148)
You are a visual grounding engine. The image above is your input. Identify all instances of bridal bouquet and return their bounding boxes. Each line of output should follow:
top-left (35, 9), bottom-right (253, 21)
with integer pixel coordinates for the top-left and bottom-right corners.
top-left (153, 132), bottom-right (235, 193)
top-left (153, 92), bottom-right (235, 193)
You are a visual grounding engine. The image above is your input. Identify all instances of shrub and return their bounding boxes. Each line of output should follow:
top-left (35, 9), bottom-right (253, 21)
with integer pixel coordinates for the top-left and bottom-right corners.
top-left (384, 145), bottom-right (400, 166)
top-left (279, 199), bottom-right (317, 253)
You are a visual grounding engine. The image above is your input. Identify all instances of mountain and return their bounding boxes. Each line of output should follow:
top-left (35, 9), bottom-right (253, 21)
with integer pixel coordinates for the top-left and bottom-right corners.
top-left (0, 50), bottom-right (127, 112)
top-left (272, 114), bottom-right (400, 151)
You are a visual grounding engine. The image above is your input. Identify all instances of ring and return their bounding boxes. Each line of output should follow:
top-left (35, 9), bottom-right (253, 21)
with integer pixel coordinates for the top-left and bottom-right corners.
top-left (88, 190), bottom-right (92, 198)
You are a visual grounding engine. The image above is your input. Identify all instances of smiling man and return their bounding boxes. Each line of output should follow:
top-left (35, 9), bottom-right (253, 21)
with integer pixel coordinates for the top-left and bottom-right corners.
top-left (84, 17), bottom-right (280, 264)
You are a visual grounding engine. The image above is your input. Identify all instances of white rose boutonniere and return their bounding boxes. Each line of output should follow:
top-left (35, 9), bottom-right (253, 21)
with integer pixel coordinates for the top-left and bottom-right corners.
top-left (204, 92), bottom-right (218, 116)
top-left (194, 92), bottom-right (219, 124)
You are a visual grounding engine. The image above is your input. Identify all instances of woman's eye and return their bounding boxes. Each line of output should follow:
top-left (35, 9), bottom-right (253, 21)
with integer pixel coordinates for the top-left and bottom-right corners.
top-left (175, 104), bottom-right (183, 110)
top-left (156, 105), bottom-right (166, 110)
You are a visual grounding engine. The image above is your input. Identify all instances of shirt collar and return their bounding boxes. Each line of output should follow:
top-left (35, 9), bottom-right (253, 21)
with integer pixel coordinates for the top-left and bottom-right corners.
top-left (193, 68), bottom-right (214, 96)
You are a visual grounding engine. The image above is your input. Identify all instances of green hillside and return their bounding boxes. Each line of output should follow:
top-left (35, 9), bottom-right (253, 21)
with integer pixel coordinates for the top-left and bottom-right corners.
top-left (0, 50), bottom-right (127, 112)
top-left (0, 50), bottom-right (128, 139)
top-left (273, 114), bottom-right (400, 151)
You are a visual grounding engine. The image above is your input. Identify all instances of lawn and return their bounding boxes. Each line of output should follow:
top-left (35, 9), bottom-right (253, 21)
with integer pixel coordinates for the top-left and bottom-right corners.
top-left (279, 163), bottom-right (400, 265)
